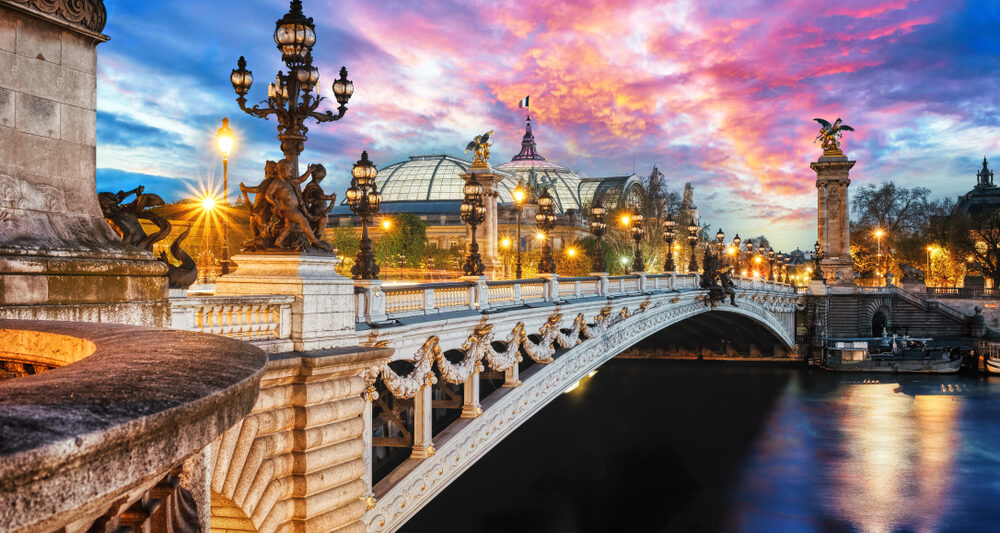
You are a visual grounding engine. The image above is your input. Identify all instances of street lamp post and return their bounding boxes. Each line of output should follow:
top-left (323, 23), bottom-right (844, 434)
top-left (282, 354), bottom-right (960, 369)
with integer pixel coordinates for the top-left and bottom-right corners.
top-left (345, 151), bottom-right (381, 280)
top-left (215, 118), bottom-right (234, 275)
top-left (589, 199), bottom-right (607, 273)
top-left (745, 241), bottom-right (755, 272)
top-left (686, 222), bottom-right (699, 273)
top-left (630, 213), bottom-right (645, 272)
top-left (229, 0), bottom-right (354, 173)
top-left (813, 241), bottom-right (824, 281)
top-left (768, 248), bottom-right (775, 280)
top-left (732, 233), bottom-right (741, 270)
top-left (535, 188), bottom-right (556, 274)
top-left (460, 175), bottom-right (487, 277)
top-left (663, 213), bottom-right (677, 272)
top-left (715, 228), bottom-right (725, 255)
top-left (513, 179), bottom-right (527, 279)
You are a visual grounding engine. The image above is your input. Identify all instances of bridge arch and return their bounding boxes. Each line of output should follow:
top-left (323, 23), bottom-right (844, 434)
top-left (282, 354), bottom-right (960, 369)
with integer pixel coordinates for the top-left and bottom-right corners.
top-left (366, 291), bottom-right (798, 531)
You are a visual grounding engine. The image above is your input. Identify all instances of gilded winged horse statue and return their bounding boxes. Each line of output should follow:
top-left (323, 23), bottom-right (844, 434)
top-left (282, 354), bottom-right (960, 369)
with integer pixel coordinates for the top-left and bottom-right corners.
top-left (465, 130), bottom-right (494, 168)
top-left (814, 118), bottom-right (854, 155)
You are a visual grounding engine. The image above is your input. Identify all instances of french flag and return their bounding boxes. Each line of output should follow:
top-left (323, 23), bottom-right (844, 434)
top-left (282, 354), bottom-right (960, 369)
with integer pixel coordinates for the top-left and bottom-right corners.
top-left (518, 96), bottom-right (529, 109)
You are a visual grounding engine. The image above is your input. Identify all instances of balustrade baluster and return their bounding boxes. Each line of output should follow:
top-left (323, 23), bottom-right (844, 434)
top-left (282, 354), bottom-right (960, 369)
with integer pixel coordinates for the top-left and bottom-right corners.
top-left (461, 372), bottom-right (481, 418)
top-left (411, 384), bottom-right (435, 459)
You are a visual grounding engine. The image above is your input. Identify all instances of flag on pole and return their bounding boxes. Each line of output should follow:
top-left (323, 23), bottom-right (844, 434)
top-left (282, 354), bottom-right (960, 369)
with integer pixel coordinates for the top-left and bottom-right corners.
top-left (518, 96), bottom-right (529, 109)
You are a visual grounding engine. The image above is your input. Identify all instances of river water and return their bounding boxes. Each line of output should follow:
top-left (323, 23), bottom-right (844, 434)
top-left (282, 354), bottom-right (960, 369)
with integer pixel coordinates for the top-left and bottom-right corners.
top-left (402, 359), bottom-right (1000, 532)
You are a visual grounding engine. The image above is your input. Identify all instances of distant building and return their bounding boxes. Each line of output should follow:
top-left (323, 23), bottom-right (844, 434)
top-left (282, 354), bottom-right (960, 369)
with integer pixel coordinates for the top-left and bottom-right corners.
top-left (954, 157), bottom-right (1000, 217)
top-left (328, 118), bottom-right (650, 252)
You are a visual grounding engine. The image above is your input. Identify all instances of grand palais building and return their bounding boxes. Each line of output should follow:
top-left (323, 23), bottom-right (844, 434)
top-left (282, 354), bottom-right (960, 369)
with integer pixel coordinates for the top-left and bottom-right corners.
top-left (329, 118), bottom-right (652, 252)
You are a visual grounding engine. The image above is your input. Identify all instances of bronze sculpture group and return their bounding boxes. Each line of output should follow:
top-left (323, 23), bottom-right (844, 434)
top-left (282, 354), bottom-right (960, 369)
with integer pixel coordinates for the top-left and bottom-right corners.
top-left (98, 186), bottom-right (197, 289)
top-left (240, 158), bottom-right (335, 253)
top-left (699, 246), bottom-right (737, 306)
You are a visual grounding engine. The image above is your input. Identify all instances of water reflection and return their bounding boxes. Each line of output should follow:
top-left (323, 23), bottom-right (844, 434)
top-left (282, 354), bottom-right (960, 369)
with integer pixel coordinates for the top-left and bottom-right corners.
top-left (825, 385), bottom-right (958, 533)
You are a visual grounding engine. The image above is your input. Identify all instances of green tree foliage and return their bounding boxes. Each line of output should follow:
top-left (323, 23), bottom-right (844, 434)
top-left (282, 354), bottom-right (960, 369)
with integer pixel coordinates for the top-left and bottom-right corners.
top-left (375, 213), bottom-right (428, 268)
top-left (327, 227), bottom-right (360, 277)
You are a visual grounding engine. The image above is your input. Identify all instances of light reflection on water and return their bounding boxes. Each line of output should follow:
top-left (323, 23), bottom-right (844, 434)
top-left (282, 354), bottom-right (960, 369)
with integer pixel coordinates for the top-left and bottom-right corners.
top-left (734, 375), bottom-right (1000, 533)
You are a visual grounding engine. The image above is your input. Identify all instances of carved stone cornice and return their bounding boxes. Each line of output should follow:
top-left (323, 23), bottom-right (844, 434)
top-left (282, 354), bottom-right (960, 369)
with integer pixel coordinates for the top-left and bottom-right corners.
top-left (3, 0), bottom-right (107, 38)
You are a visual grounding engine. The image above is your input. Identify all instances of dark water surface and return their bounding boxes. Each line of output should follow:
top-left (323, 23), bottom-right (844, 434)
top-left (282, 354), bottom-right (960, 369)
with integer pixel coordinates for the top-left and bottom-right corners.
top-left (401, 359), bottom-right (1000, 532)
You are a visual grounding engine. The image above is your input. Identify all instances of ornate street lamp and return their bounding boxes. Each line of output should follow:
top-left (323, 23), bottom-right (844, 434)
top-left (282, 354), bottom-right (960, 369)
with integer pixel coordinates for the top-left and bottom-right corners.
top-left (715, 228), bottom-right (725, 253)
top-left (686, 222), bottom-right (699, 273)
top-left (346, 151), bottom-right (380, 280)
top-left (732, 233), bottom-right (741, 270)
top-left (813, 241), bottom-right (824, 280)
top-left (230, 0), bottom-right (353, 170)
top-left (535, 188), bottom-right (556, 274)
top-left (589, 199), bottom-right (607, 273)
top-left (746, 241), bottom-right (755, 267)
top-left (460, 175), bottom-right (487, 276)
top-left (513, 179), bottom-right (527, 279)
top-left (663, 213), bottom-right (677, 272)
top-left (776, 251), bottom-right (784, 281)
top-left (630, 213), bottom-right (645, 272)
top-left (768, 248), bottom-right (776, 280)
top-left (215, 117), bottom-right (234, 275)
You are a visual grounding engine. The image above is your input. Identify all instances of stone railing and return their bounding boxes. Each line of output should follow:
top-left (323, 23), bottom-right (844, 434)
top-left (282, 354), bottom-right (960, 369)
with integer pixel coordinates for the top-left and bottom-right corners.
top-left (927, 287), bottom-right (998, 298)
top-left (0, 320), bottom-right (266, 533)
top-left (170, 295), bottom-right (295, 354)
top-left (356, 273), bottom-right (792, 324)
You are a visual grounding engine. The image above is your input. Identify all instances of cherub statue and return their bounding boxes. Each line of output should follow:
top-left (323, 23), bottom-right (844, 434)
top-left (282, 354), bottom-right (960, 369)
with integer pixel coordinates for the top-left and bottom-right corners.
top-left (814, 117), bottom-right (854, 155)
top-left (264, 159), bottom-right (331, 251)
top-left (465, 130), bottom-right (494, 167)
top-left (240, 160), bottom-right (279, 247)
top-left (301, 163), bottom-right (337, 237)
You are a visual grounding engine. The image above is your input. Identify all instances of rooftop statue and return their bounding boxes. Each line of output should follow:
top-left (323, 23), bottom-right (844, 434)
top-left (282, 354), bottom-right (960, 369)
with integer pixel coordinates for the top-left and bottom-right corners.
top-left (814, 117), bottom-right (854, 156)
top-left (465, 130), bottom-right (494, 168)
top-left (98, 186), bottom-right (197, 289)
top-left (240, 158), bottom-right (333, 253)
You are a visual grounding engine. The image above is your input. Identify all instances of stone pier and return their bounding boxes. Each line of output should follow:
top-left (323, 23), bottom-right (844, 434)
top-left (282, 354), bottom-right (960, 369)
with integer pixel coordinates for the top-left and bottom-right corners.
top-left (812, 153), bottom-right (856, 286)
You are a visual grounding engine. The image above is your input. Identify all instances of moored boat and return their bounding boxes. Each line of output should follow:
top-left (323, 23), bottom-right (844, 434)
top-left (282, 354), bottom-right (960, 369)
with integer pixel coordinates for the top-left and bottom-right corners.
top-left (822, 336), bottom-right (963, 374)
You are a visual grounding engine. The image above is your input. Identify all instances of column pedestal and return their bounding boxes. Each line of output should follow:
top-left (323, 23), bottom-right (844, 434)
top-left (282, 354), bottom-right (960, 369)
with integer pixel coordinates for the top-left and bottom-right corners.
top-left (812, 154), bottom-right (857, 286)
top-left (462, 167), bottom-right (504, 279)
top-left (215, 253), bottom-right (355, 351)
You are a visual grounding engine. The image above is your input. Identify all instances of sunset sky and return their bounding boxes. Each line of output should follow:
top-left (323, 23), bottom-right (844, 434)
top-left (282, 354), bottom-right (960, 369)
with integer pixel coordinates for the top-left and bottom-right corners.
top-left (95, 0), bottom-right (1000, 250)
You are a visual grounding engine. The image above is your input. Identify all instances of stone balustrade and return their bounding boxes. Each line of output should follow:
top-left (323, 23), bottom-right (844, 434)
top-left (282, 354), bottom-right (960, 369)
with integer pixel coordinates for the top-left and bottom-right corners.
top-left (0, 320), bottom-right (266, 533)
top-left (352, 273), bottom-right (788, 324)
top-left (170, 295), bottom-right (295, 354)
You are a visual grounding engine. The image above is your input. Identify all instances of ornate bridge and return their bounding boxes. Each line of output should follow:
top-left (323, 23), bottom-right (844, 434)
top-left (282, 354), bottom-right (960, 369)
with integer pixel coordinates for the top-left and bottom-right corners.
top-left (179, 271), bottom-right (798, 532)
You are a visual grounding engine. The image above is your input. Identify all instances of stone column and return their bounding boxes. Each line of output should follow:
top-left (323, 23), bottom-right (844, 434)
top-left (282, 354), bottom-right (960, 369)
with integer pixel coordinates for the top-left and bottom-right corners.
top-left (0, 1), bottom-right (169, 325)
top-left (812, 154), bottom-right (856, 286)
top-left (461, 167), bottom-right (503, 279)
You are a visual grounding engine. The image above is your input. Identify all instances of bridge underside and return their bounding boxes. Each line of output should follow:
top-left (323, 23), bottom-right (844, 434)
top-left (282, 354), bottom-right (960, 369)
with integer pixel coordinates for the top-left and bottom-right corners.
top-left (623, 311), bottom-right (797, 360)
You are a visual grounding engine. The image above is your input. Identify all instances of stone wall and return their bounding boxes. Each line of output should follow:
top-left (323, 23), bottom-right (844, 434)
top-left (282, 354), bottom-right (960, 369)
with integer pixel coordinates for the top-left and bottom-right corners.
top-left (209, 346), bottom-right (391, 533)
top-left (0, 1), bottom-right (169, 325)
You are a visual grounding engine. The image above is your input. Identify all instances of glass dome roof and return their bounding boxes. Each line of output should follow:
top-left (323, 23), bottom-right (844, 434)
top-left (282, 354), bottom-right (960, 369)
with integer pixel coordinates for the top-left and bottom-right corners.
top-left (495, 159), bottom-right (583, 214)
top-left (375, 155), bottom-right (518, 203)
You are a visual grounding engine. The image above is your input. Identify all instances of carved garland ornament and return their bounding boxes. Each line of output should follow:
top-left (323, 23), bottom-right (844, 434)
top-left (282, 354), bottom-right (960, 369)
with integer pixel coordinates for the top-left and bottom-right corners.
top-left (10, 0), bottom-right (107, 32)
